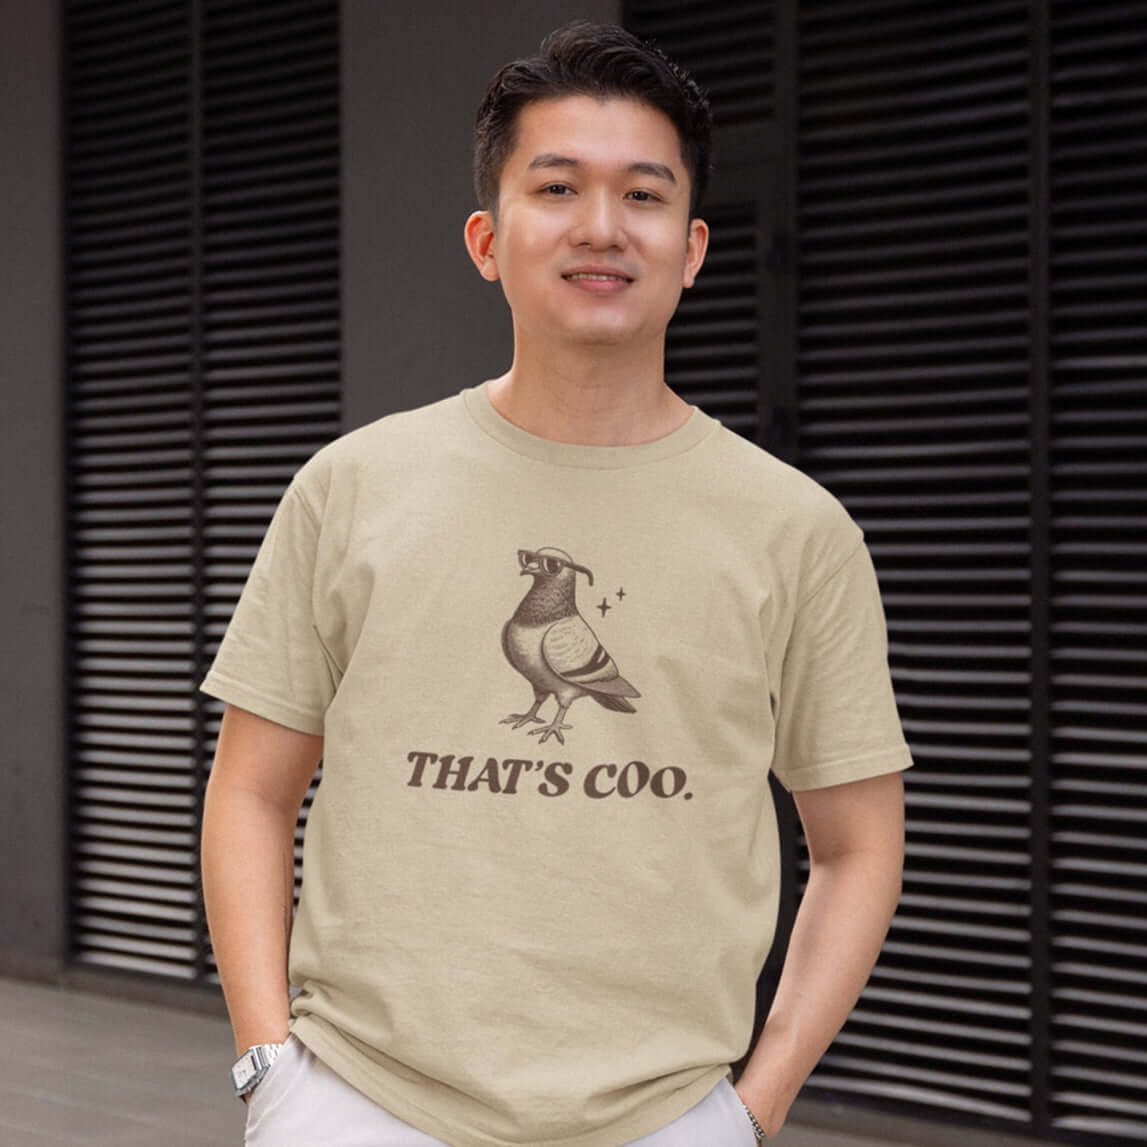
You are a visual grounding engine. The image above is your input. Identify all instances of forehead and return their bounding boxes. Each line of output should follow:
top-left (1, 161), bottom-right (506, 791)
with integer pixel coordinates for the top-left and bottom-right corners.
top-left (505, 95), bottom-right (684, 178)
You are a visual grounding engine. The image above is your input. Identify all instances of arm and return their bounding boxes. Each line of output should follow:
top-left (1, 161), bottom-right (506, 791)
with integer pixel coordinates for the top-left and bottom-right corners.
top-left (200, 703), bottom-right (325, 1070)
top-left (734, 769), bottom-right (907, 1137)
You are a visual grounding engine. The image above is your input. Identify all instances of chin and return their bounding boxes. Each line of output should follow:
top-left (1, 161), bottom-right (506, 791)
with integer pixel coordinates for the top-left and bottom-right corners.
top-left (564, 329), bottom-right (635, 347)
top-left (558, 315), bottom-right (641, 340)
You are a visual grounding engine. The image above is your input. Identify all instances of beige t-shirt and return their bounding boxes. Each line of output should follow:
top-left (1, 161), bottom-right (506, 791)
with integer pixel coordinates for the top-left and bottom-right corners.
top-left (200, 380), bottom-right (913, 1147)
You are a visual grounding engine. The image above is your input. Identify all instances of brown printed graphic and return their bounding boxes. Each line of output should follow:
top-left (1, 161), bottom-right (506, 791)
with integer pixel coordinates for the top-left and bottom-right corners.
top-left (500, 546), bottom-right (640, 746)
top-left (405, 751), bottom-right (692, 801)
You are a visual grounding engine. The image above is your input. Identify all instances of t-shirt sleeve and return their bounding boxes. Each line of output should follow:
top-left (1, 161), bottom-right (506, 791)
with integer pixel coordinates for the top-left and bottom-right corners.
top-left (198, 479), bottom-right (337, 736)
top-left (770, 536), bottom-right (914, 792)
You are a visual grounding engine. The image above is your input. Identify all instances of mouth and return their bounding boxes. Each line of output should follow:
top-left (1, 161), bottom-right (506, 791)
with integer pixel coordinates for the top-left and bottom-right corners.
top-left (562, 272), bottom-right (633, 282)
top-left (562, 272), bottom-right (633, 294)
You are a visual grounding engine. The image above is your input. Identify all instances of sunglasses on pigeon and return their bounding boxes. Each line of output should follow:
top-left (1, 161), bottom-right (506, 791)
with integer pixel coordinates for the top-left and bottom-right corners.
top-left (517, 548), bottom-right (595, 586)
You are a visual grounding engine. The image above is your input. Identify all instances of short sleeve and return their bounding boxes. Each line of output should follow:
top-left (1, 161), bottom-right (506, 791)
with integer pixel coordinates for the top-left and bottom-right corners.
top-left (199, 480), bottom-right (337, 736)
top-left (770, 538), bottom-right (914, 792)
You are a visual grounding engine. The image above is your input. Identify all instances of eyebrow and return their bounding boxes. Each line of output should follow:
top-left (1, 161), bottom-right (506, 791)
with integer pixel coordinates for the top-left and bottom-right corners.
top-left (525, 152), bottom-right (677, 185)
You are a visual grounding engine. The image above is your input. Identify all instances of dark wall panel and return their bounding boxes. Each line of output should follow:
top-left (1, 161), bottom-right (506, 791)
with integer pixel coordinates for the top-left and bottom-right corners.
top-left (0, 0), bottom-right (67, 981)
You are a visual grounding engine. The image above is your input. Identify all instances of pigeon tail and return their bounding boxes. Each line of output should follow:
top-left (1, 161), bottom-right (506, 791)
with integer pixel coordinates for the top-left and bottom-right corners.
top-left (590, 693), bottom-right (638, 713)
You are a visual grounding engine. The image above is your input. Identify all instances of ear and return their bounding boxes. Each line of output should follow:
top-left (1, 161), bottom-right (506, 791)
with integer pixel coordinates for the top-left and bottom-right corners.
top-left (464, 210), bottom-right (500, 282)
top-left (682, 217), bottom-right (709, 289)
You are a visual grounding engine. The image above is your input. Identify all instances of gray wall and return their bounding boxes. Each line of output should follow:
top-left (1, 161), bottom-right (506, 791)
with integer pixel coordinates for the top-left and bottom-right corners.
top-left (341, 0), bottom-right (620, 429)
top-left (0, 0), bottom-right (66, 980)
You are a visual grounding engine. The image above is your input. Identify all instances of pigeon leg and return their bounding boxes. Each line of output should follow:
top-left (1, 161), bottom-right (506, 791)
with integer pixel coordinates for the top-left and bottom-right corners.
top-left (500, 693), bottom-right (547, 730)
top-left (528, 701), bottom-right (574, 746)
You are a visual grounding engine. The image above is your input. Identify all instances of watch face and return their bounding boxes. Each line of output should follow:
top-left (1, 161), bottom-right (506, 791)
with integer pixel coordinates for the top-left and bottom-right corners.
top-left (232, 1042), bottom-right (284, 1095)
top-left (232, 1056), bottom-right (259, 1091)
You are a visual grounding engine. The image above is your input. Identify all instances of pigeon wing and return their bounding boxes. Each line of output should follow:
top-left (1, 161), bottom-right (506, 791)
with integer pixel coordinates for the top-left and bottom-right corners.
top-left (541, 614), bottom-right (621, 688)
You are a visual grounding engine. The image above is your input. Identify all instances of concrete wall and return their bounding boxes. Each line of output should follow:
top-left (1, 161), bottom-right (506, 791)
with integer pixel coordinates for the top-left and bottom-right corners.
top-left (0, 0), bottom-right (67, 980)
top-left (340, 0), bottom-right (621, 429)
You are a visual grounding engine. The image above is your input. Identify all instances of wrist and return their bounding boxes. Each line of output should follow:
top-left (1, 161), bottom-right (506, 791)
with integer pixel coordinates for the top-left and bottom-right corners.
top-left (234, 1026), bottom-right (290, 1059)
top-left (739, 1096), bottom-right (767, 1141)
top-left (232, 1036), bottom-right (290, 1100)
top-left (736, 1051), bottom-right (799, 1142)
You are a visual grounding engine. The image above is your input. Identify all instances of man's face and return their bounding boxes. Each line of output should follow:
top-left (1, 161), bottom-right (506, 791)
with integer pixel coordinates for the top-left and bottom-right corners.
top-left (466, 94), bottom-right (708, 349)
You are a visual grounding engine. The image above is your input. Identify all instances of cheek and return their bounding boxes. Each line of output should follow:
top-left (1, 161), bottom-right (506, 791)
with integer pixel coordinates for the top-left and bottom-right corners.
top-left (497, 233), bottom-right (553, 285)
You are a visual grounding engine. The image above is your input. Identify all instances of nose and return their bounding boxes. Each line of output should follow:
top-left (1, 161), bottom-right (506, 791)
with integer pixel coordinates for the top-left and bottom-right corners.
top-left (569, 187), bottom-right (627, 250)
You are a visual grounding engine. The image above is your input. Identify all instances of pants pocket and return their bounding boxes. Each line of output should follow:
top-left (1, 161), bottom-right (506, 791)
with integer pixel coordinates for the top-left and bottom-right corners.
top-left (716, 1076), bottom-right (760, 1145)
top-left (244, 1034), bottom-right (303, 1141)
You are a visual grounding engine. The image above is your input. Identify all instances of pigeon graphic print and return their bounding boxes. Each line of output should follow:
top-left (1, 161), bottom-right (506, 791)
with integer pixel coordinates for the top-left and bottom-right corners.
top-left (500, 546), bottom-right (641, 746)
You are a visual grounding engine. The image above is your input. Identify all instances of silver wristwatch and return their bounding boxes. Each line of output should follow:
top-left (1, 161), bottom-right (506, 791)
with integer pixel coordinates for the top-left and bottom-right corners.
top-left (231, 1039), bottom-right (288, 1099)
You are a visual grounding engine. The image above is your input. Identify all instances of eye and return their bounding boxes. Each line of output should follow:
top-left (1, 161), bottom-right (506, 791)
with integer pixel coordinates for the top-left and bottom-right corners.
top-left (543, 183), bottom-right (572, 195)
top-left (628, 190), bottom-right (661, 202)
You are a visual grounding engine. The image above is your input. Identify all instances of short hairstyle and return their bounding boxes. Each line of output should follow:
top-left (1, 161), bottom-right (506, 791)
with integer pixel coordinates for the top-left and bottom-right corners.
top-left (473, 20), bottom-right (714, 228)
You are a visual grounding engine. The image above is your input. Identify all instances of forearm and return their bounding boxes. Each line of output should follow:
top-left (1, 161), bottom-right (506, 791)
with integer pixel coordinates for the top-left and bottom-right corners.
top-left (201, 777), bottom-right (297, 1057)
top-left (737, 848), bottom-right (903, 1135)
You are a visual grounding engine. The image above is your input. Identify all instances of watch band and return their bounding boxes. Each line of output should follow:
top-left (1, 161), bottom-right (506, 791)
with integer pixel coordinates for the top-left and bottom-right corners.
top-left (741, 1099), bottom-right (766, 1141)
top-left (231, 1039), bottom-right (287, 1098)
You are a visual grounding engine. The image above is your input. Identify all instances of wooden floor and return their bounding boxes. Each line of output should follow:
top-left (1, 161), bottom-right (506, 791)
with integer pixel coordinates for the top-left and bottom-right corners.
top-left (0, 974), bottom-right (913, 1147)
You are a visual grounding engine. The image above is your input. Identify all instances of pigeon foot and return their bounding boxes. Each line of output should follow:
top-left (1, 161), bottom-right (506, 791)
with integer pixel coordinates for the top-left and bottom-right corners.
top-left (500, 711), bottom-right (545, 730)
top-left (528, 719), bottom-right (573, 746)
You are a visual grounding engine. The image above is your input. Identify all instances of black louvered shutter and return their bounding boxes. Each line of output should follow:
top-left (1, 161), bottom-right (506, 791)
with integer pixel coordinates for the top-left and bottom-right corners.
top-left (796, 0), bottom-right (1037, 1129)
top-left (1047, 2), bottom-right (1147, 1139)
top-left (65, 0), bottom-right (340, 984)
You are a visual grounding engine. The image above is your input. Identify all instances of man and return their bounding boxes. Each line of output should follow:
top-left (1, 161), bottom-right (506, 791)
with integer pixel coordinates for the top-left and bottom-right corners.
top-left (200, 19), bottom-right (913, 1147)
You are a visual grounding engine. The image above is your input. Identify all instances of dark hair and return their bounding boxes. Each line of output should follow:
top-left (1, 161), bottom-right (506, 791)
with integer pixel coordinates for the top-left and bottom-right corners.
top-left (473, 20), bottom-right (714, 228)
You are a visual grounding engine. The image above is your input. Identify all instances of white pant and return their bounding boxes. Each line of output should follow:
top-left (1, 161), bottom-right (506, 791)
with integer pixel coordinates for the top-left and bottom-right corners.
top-left (243, 1032), bottom-right (758, 1146)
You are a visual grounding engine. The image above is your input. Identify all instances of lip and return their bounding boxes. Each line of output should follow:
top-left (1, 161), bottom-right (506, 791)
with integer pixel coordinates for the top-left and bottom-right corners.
top-left (561, 266), bottom-right (634, 281)
top-left (561, 267), bottom-right (634, 295)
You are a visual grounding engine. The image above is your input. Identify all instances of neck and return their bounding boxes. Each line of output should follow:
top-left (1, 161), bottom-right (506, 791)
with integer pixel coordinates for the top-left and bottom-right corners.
top-left (487, 340), bottom-right (692, 447)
